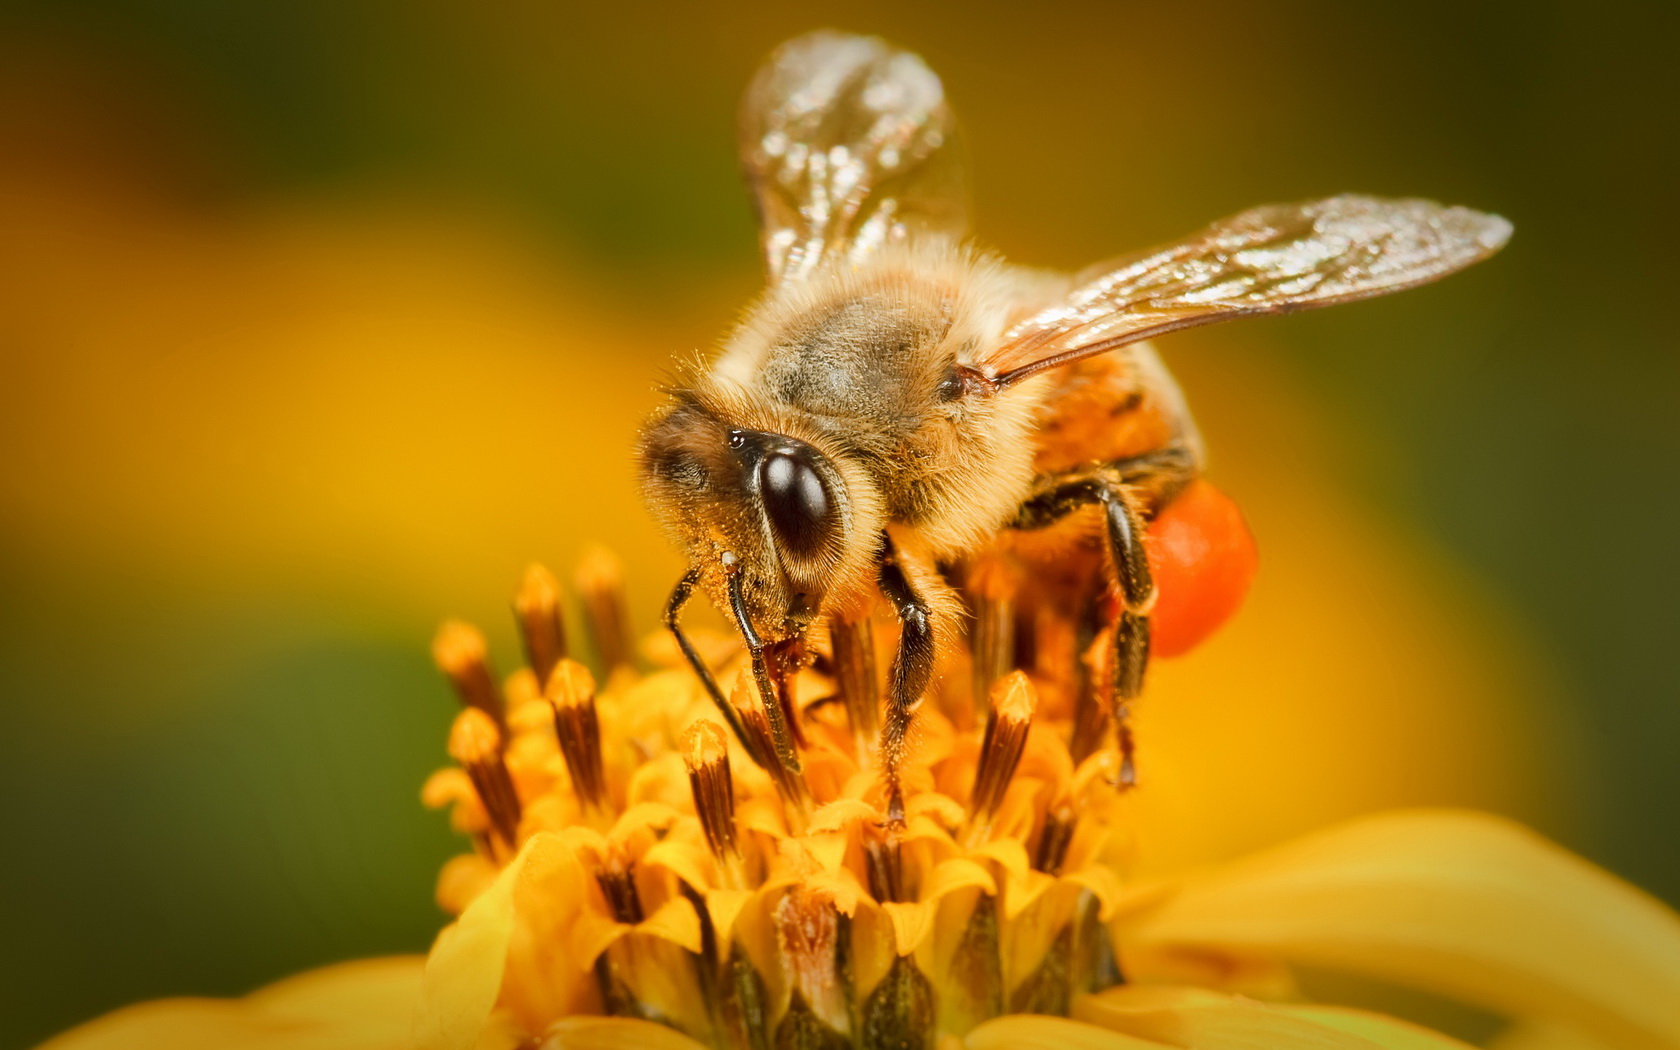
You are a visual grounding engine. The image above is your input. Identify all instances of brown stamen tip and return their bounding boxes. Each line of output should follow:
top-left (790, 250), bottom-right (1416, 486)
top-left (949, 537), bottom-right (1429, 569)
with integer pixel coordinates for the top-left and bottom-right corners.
top-left (546, 658), bottom-right (610, 813)
top-left (432, 619), bottom-right (505, 724)
top-left (864, 821), bottom-right (907, 903)
top-left (594, 850), bottom-right (645, 924)
top-left (447, 708), bottom-right (522, 850)
top-left (574, 546), bottom-right (632, 674)
top-left (829, 614), bottom-right (879, 761)
top-left (965, 671), bottom-right (1037, 846)
top-left (513, 562), bottom-right (568, 689)
top-left (682, 720), bottom-right (741, 869)
top-left (969, 557), bottom-right (1021, 723)
top-left (1034, 803), bottom-right (1077, 875)
top-left (732, 675), bottom-right (809, 829)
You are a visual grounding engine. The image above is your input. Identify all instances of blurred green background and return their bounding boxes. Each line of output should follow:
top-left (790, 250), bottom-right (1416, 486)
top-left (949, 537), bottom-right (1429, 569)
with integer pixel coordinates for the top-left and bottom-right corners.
top-left (1, 1), bottom-right (1675, 1047)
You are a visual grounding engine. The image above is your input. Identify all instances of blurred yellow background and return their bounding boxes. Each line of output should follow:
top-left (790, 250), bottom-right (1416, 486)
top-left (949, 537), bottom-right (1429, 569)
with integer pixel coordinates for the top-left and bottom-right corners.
top-left (1, 1), bottom-right (1674, 1047)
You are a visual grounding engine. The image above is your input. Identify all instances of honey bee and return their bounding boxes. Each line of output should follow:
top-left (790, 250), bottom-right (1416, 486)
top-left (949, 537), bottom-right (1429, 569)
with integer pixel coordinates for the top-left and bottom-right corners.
top-left (639, 30), bottom-right (1509, 818)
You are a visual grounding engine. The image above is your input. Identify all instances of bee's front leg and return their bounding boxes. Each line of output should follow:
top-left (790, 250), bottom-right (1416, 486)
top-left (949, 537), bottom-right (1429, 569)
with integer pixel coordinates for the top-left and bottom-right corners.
top-left (663, 569), bottom-right (764, 768)
top-left (1009, 450), bottom-right (1194, 785)
top-left (876, 534), bottom-right (935, 825)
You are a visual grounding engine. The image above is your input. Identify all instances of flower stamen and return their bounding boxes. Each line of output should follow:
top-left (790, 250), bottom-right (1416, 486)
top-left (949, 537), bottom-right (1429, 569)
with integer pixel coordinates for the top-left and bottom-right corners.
top-left (829, 613), bottom-right (880, 764)
top-left (967, 556), bottom-right (1022, 726)
top-left (683, 720), bottom-right (746, 889)
top-left (432, 619), bottom-right (505, 728)
top-left (963, 671), bottom-right (1037, 849)
top-left (513, 561), bottom-right (568, 690)
top-left (575, 546), bottom-right (633, 677)
top-left (446, 708), bottom-right (520, 853)
top-left (547, 659), bottom-right (611, 818)
top-left (733, 677), bottom-right (811, 832)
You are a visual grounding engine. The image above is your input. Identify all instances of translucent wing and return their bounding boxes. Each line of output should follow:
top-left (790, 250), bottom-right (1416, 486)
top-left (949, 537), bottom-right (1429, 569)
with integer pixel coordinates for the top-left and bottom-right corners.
top-left (739, 31), bottom-right (968, 284)
top-left (983, 195), bottom-right (1512, 387)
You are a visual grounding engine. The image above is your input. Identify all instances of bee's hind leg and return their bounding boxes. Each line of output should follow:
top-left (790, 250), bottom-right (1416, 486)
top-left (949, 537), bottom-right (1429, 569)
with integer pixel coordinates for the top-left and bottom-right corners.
top-left (876, 534), bottom-right (935, 826)
top-left (1009, 450), bottom-right (1195, 786)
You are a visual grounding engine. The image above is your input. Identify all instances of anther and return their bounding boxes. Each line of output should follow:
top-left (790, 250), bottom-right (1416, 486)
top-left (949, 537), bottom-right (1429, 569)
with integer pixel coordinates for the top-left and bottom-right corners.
top-left (447, 708), bottom-right (522, 852)
top-left (513, 562), bottom-right (568, 690)
top-left (967, 556), bottom-right (1021, 724)
top-left (593, 850), bottom-right (645, 924)
top-left (732, 677), bottom-right (809, 831)
top-left (683, 720), bottom-right (744, 885)
top-left (575, 546), bottom-right (633, 676)
top-left (1033, 803), bottom-right (1078, 875)
top-left (963, 671), bottom-right (1037, 847)
top-left (864, 821), bottom-right (907, 903)
top-left (432, 619), bottom-right (505, 727)
top-left (830, 613), bottom-right (879, 763)
top-left (547, 659), bottom-right (611, 815)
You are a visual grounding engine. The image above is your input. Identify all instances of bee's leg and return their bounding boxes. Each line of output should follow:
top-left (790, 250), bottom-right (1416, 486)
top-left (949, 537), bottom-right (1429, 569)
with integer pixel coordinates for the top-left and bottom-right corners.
top-left (877, 537), bottom-right (936, 826)
top-left (663, 569), bottom-right (764, 768)
top-left (724, 563), bottom-right (804, 774)
top-left (1010, 450), bottom-right (1195, 785)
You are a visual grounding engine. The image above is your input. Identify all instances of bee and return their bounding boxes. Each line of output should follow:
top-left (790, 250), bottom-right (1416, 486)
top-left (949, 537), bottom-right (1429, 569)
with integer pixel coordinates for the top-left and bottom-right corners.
top-left (639, 30), bottom-right (1509, 819)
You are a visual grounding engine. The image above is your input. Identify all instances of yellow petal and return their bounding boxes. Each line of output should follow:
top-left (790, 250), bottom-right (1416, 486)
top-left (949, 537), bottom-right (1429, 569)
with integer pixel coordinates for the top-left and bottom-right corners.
top-left (640, 839), bottom-right (716, 895)
top-left (924, 857), bottom-right (998, 902)
top-left (1281, 1006), bottom-right (1476, 1050)
top-left (39, 958), bottom-right (424, 1050)
top-left (802, 866), bottom-right (865, 917)
top-left (1074, 985), bottom-right (1476, 1049)
top-left (808, 797), bottom-right (879, 833)
top-left (1121, 810), bottom-right (1680, 1050)
top-left (248, 958), bottom-right (427, 1031)
top-left (802, 830), bottom-right (850, 873)
top-left (537, 1015), bottom-right (710, 1049)
top-left (418, 858), bottom-right (525, 1050)
top-left (964, 1014), bottom-right (1170, 1049)
top-left (705, 888), bottom-right (754, 948)
top-left (416, 832), bottom-right (593, 1050)
top-left (638, 895), bottom-right (702, 954)
top-left (973, 837), bottom-right (1048, 922)
top-left (608, 801), bottom-right (681, 841)
top-left (1486, 1022), bottom-right (1620, 1050)
top-left (883, 900), bottom-right (936, 958)
top-left (879, 858), bottom-right (998, 957)
top-left (435, 853), bottom-right (498, 915)
top-left (1063, 862), bottom-right (1126, 921)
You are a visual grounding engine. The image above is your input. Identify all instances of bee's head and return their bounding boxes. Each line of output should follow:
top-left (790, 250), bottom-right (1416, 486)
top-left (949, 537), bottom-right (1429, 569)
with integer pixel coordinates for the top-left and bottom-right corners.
top-left (638, 395), bottom-right (884, 639)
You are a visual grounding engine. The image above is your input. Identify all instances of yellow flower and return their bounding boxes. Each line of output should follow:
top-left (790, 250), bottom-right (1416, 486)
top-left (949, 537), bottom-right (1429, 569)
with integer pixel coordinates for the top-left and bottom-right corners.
top-left (38, 555), bottom-right (1680, 1050)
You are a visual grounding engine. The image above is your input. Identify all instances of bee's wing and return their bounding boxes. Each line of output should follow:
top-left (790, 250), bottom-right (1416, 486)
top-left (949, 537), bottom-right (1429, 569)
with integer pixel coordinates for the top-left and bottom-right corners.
top-left (982, 195), bottom-right (1511, 388)
top-left (740, 31), bottom-right (968, 285)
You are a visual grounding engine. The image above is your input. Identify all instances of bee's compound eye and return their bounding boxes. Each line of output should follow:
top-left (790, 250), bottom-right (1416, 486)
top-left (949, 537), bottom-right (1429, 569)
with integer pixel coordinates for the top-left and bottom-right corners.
top-left (759, 451), bottom-right (832, 557)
